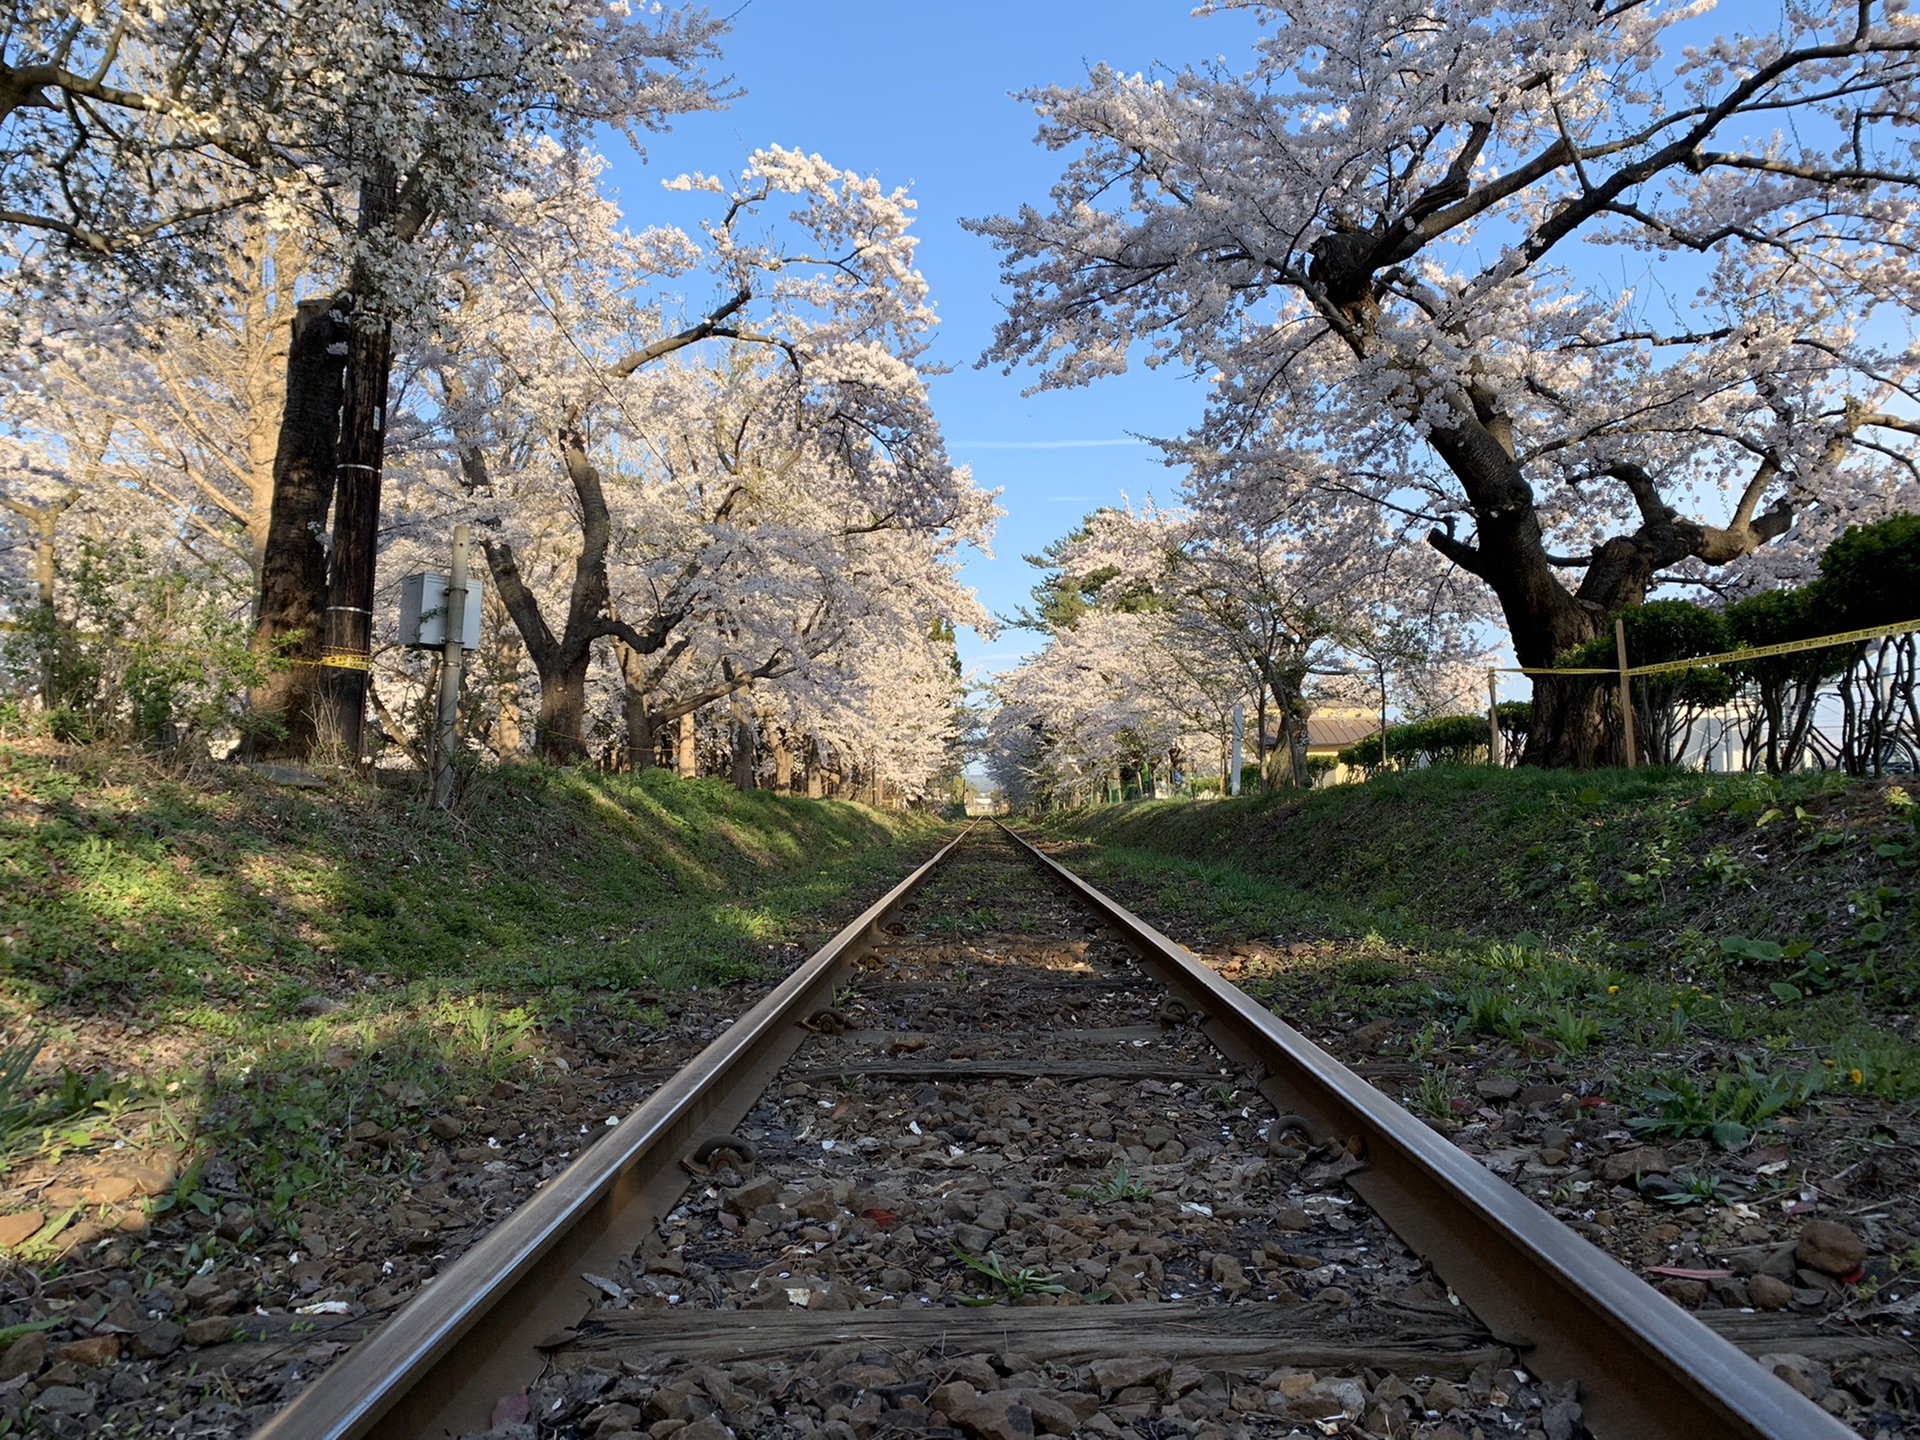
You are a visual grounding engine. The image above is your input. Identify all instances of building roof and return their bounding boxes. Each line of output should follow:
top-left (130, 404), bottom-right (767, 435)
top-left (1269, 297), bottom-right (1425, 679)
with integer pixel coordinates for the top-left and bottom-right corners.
top-left (1305, 712), bottom-right (1383, 750)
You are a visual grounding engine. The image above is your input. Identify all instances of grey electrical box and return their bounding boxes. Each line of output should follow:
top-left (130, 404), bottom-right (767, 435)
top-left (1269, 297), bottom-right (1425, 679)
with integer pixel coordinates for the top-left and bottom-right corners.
top-left (399, 572), bottom-right (482, 650)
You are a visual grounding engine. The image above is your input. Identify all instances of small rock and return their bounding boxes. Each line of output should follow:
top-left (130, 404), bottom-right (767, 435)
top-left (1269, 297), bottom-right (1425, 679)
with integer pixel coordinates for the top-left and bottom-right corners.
top-left (37, 1383), bottom-right (97, 1417)
top-left (0, 1210), bottom-right (44, 1248)
top-left (953, 1224), bottom-right (997, 1253)
top-left (1288, 1378), bottom-right (1366, 1421)
top-left (184, 1316), bottom-right (234, 1346)
top-left (1475, 1076), bottom-right (1520, 1101)
top-left (932, 1381), bottom-right (978, 1416)
top-left (1599, 1146), bottom-right (1670, 1184)
top-left (0, 1329), bottom-right (48, 1379)
top-left (130, 1321), bottom-right (184, 1359)
top-left (945, 1390), bottom-right (1035, 1440)
top-left (1796, 1220), bottom-right (1867, 1277)
top-left (215, 1202), bottom-right (253, 1241)
top-left (294, 994), bottom-right (344, 1016)
top-left (1273, 1206), bottom-right (1311, 1231)
top-left (1657, 1278), bottom-right (1708, 1307)
top-left (429, 1114), bottom-right (465, 1141)
top-left (675, 1421), bottom-right (733, 1440)
top-left (722, 1178), bottom-right (781, 1218)
top-left (1209, 1254), bottom-right (1249, 1295)
top-left (1012, 1390), bottom-right (1081, 1436)
top-left (1747, 1274), bottom-right (1793, 1311)
top-left (56, 1334), bottom-right (120, 1368)
top-left (1424, 1379), bottom-right (1463, 1413)
top-left (83, 1174), bottom-right (142, 1205)
top-left (1088, 1356), bottom-right (1170, 1394)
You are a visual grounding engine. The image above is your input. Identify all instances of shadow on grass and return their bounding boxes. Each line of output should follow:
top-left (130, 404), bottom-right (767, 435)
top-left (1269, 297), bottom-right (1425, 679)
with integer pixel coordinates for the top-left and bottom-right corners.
top-left (2, 743), bottom-right (947, 1028)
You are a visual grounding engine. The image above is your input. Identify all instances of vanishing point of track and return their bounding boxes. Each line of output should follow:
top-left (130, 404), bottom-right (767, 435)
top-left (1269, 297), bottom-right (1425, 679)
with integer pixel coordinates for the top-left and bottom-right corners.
top-left (252, 823), bottom-right (1852, 1440)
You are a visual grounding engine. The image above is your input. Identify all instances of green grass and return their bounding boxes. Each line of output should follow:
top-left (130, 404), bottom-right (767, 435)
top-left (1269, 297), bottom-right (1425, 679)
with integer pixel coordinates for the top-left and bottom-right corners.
top-left (2, 743), bottom-right (947, 1019)
top-left (1049, 765), bottom-right (1917, 1000)
top-left (0, 740), bottom-right (952, 1220)
top-left (1037, 767), bottom-right (1920, 1111)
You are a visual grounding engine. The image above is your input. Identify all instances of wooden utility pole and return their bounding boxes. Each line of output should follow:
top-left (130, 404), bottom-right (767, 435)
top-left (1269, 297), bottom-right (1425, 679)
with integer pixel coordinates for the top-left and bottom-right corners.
top-left (430, 525), bottom-right (471, 809)
top-left (1615, 618), bottom-right (1639, 768)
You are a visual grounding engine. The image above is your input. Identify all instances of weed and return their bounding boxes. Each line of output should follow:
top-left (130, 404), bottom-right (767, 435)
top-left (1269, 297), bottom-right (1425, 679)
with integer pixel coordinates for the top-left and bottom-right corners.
top-left (1409, 1069), bottom-right (1460, 1120)
top-left (1079, 1168), bottom-right (1152, 1204)
top-left (1825, 1036), bottom-right (1920, 1100)
top-left (949, 1246), bottom-right (1067, 1304)
top-left (1459, 985), bottom-right (1526, 1041)
top-left (1657, 1169), bottom-right (1737, 1207)
top-left (1406, 1021), bottom-right (1448, 1064)
top-left (1539, 1005), bottom-right (1602, 1056)
top-left (0, 1033), bottom-right (45, 1167)
top-left (1630, 1056), bottom-right (1822, 1148)
top-left (1698, 847), bottom-right (1754, 889)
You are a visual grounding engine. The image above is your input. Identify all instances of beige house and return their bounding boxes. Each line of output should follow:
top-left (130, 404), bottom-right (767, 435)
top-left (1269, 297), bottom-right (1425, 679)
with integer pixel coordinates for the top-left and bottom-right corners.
top-left (1305, 709), bottom-right (1383, 785)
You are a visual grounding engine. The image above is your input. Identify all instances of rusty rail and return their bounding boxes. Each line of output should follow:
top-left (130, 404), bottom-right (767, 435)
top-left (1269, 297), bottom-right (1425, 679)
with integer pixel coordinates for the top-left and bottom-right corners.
top-left (997, 821), bottom-right (1852, 1440)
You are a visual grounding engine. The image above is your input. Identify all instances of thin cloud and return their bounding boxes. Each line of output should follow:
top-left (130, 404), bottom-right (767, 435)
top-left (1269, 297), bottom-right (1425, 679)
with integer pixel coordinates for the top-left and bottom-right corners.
top-left (950, 438), bottom-right (1151, 450)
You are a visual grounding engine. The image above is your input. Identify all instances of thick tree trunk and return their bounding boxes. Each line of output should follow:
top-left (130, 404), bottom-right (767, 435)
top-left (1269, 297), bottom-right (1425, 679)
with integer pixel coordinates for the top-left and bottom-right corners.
top-left (533, 651), bottom-right (591, 763)
top-left (496, 677), bottom-right (523, 758)
top-left (242, 295), bottom-right (348, 759)
top-left (616, 640), bottom-right (655, 771)
top-left (1527, 676), bottom-right (1616, 769)
top-left (625, 692), bottom-right (655, 770)
top-left (772, 734), bottom-right (793, 793)
top-left (729, 691), bottom-right (757, 790)
top-left (678, 711), bottom-right (697, 776)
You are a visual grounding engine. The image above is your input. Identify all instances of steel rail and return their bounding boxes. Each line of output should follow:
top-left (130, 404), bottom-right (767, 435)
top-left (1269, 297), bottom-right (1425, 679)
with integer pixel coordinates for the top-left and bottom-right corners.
top-left (253, 824), bottom-right (976, 1440)
top-left (996, 822), bottom-right (1853, 1440)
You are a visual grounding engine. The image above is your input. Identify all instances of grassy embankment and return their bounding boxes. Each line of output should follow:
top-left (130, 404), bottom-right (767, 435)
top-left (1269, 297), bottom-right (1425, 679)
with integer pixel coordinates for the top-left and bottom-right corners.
top-left (1046, 765), bottom-right (1920, 1116)
top-left (0, 740), bottom-right (948, 1233)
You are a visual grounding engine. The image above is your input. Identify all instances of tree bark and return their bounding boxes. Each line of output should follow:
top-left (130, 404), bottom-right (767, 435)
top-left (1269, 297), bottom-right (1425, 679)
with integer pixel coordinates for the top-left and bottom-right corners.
top-left (678, 710), bottom-right (698, 776)
top-left (1302, 236), bottom-right (1797, 769)
top-left (241, 295), bottom-right (348, 759)
top-left (477, 428), bottom-right (686, 763)
top-left (314, 301), bottom-right (393, 758)
top-left (772, 732), bottom-right (793, 793)
top-left (730, 690), bottom-right (757, 790)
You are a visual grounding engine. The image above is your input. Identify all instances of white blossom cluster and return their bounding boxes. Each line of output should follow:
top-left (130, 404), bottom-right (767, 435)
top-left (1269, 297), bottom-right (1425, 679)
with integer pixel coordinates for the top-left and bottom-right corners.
top-left (972, 0), bottom-right (1920, 685)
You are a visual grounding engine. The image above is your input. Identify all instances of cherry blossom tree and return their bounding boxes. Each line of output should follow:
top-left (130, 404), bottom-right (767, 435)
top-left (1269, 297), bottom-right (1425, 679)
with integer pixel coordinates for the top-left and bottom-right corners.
top-left (422, 145), bottom-right (996, 765)
top-left (1054, 498), bottom-right (1488, 783)
top-left (1, 0), bottom-right (727, 292)
top-left (973, 0), bottom-right (1920, 765)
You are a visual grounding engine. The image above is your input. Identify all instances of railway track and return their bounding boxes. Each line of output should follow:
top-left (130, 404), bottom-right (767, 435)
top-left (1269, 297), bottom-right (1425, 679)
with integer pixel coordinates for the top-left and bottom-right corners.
top-left (254, 823), bottom-right (1858, 1440)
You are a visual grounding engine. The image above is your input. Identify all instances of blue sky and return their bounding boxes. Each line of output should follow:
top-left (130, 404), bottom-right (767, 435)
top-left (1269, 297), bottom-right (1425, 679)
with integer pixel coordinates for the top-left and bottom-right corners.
top-left (603, 1), bottom-right (1268, 685)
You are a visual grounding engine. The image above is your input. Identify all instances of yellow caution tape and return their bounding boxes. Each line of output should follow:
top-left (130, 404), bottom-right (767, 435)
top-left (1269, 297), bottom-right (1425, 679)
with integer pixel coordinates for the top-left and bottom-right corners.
top-left (290, 650), bottom-right (373, 672)
top-left (1505, 618), bottom-right (1920, 679)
